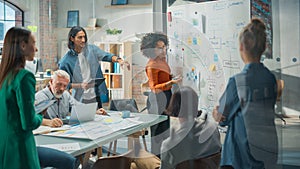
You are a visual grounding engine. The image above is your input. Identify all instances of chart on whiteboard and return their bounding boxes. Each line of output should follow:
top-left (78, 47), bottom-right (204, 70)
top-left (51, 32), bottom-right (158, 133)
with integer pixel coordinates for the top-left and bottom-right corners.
top-left (167, 0), bottom-right (250, 113)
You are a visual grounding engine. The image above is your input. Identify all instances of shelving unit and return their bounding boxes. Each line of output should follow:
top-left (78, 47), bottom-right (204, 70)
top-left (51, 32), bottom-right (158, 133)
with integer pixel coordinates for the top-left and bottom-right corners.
top-left (95, 41), bottom-right (132, 101)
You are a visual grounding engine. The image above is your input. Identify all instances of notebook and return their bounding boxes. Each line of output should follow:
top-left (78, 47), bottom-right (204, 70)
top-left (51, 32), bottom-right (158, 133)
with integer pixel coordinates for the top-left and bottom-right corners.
top-left (69, 102), bottom-right (98, 124)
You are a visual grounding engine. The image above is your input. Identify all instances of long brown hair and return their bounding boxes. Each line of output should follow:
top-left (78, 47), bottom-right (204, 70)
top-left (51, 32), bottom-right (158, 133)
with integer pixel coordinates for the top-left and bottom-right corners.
top-left (0, 27), bottom-right (31, 88)
top-left (239, 18), bottom-right (266, 59)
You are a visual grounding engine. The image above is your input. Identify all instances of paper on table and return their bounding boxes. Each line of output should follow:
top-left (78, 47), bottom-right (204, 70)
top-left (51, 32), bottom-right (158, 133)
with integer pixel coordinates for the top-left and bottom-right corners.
top-left (39, 142), bottom-right (80, 152)
top-left (35, 100), bottom-right (56, 114)
top-left (33, 126), bottom-right (51, 135)
top-left (33, 125), bottom-right (71, 135)
top-left (50, 125), bottom-right (71, 132)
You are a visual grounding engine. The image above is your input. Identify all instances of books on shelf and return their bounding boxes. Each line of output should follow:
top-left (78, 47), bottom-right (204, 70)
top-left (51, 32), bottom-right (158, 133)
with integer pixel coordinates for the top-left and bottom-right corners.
top-left (113, 62), bottom-right (120, 73)
top-left (112, 75), bottom-right (122, 88)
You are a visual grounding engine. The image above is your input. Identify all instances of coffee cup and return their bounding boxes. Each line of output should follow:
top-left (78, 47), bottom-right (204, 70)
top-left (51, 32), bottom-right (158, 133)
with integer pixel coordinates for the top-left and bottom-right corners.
top-left (46, 69), bottom-right (51, 76)
top-left (121, 111), bottom-right (130, 118)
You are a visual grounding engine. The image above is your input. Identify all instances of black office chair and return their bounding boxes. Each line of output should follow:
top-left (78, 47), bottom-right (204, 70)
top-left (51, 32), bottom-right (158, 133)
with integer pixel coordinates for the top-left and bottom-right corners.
top-left (139, 80), bottom-right (151, 113)
top-left (107, 99), bottom-right (148, 156)
top-left (275, 79), bottom-right (286, 126)
top-left (109, 99), bottom-right (139, 113)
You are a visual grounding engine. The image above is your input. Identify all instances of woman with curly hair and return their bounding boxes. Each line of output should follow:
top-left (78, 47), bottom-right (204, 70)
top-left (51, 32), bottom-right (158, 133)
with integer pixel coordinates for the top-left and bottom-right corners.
top-left (140, 32), bottom-right (182, 158)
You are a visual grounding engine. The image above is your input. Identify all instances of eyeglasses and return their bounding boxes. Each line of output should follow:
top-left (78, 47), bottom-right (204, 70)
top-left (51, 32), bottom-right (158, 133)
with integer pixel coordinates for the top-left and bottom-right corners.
top-left (155, 46), bottom-right (168, 53)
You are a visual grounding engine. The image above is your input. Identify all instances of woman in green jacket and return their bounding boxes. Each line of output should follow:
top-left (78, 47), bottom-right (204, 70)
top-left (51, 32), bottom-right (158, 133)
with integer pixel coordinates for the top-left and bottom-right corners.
top-left (0, 27), bottom-right (43, 169)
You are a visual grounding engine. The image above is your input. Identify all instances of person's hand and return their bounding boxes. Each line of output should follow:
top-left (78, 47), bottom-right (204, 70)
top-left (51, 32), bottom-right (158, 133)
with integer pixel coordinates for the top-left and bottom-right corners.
top-left (96, 108), bottom-right (107, 115)
top-left (49, 118), bottom-right (63, 127)
top-left (212, 106), bottom-right (225, 122)
top-left (118, 59), bottom-right (130, 71)
top-left (172, 76), bottom-right (182, 84)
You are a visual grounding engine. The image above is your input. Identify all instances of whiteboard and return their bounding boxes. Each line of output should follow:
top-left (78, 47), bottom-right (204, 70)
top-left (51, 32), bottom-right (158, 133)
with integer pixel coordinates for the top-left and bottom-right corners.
top-left (167, 0), bottom-right (250, 112)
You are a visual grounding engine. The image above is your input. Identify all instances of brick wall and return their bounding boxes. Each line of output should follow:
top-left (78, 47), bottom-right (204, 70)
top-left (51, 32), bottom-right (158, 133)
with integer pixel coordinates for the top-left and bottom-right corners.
top-left (131, 65), bottom-right (148, 106)
top-left (15, 11), bottom-right (22, 26)
top-left (39, 0), bottom-right (58, 71)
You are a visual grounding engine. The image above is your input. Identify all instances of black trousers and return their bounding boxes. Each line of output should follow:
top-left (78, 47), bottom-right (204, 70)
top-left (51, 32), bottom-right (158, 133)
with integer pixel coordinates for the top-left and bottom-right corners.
top-left (147, 90), bottom-right (172, 157)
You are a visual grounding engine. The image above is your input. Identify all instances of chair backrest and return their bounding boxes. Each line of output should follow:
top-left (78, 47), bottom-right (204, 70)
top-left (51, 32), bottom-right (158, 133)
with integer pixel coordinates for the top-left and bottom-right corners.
top-left (91, 152), bottom-right (132, 169)
top-left (109, 99), bottom-right (139, 112)
top-left (175, 152), bottom-right (221, 169)
top-left (141, 80), bottom-right (150, 96)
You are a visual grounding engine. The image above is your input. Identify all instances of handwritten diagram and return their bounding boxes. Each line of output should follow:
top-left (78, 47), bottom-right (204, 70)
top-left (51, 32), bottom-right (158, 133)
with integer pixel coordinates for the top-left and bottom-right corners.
top-left (167, 0), bottom-right (250, 112)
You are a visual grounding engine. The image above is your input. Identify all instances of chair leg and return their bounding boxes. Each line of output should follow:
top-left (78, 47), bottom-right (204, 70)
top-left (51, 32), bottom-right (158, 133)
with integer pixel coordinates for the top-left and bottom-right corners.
top-left (142, 135), bottom-right (148, 151)
top-left (112, 140), bottom-right (117, 156)
top-left (97, 147), bottom-right (103, 158)
top-left (80, 150), bottom-right (92, 169)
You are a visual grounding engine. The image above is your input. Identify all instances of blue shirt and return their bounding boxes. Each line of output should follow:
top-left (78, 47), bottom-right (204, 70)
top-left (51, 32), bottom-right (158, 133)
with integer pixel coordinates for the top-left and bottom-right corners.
top-left (35, 86), bottom-right (79, 119)
top-left (59, 44), bottom-right (114, 102)
top-left (218, 63), bottom-right (278, 169)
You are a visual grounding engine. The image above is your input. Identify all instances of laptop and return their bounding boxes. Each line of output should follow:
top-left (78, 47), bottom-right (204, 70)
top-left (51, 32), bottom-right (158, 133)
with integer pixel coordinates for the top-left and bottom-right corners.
top-left (69, 102), bottom-right (98, 124)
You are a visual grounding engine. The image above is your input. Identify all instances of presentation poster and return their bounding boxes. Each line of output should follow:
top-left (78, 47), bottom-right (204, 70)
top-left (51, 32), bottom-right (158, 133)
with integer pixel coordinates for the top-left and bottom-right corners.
top-left (167, 0), bottom-right (250, 112)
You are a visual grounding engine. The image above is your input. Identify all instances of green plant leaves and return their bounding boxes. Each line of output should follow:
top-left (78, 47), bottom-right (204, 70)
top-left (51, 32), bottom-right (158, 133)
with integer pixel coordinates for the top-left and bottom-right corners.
top-left (106, 28), bottom-right (122, 35)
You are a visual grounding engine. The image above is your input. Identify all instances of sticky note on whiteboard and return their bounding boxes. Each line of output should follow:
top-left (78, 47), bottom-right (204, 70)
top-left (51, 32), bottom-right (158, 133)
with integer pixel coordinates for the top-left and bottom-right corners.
top-left (209, 64), bottom-right (216, 72)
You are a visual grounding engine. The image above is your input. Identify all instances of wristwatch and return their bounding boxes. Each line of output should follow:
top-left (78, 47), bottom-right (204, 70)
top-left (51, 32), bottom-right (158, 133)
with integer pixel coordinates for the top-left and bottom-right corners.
top-left (116, 57), bottom-right (122, 62)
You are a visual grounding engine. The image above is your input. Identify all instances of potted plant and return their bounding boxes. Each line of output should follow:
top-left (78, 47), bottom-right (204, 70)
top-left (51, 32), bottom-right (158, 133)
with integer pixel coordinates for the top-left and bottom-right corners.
top-left (106, 28), bottom-right (122, 41)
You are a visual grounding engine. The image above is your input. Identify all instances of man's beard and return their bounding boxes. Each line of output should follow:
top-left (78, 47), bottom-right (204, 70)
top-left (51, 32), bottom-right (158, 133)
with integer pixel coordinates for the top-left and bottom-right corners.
top-left (54, 92), bottom-right (63, 99)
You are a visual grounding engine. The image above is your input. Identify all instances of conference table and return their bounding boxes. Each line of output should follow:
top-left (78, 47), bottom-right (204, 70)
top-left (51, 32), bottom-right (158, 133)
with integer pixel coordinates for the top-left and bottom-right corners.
top-left (35, 112), bottom-right (167, 166)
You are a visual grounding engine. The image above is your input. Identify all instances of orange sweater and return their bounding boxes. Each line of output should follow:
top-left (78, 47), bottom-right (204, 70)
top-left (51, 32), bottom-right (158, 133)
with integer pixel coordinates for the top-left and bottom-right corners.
top-left (146, 58), bottom-right (172, 93)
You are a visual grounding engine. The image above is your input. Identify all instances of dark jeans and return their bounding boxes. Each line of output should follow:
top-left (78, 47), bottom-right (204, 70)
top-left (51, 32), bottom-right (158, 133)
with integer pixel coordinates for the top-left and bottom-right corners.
top-left (82, 96), bottom-right (102, 108)
top-left (37, 146), bottom-right (80, 169)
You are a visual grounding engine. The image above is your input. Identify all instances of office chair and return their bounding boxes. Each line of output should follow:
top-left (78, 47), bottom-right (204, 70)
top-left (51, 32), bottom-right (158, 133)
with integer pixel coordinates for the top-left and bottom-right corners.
top-left (139, 80), bottom-right (151, 113)
top-left (107, 99), bottom-right (148, 156)
top-left (91, 150), bottom-right (133, 169)
top-left (275, 79), bottom-right (286, 126)
top-left (175, 152), bottom-right (221, 169)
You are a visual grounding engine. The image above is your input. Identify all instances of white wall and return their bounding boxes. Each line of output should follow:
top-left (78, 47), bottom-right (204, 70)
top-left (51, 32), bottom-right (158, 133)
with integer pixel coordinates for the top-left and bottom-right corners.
top-left (56, 0), bottom-right (153, 65)
top-left (8, 0), bottom-right (40, 56)
top-left (258, 0), bottom-right (300, 77)
top-left (278, 0), bottom-right (300, 77)
top-left (57, 0), bottom-right (152, 29)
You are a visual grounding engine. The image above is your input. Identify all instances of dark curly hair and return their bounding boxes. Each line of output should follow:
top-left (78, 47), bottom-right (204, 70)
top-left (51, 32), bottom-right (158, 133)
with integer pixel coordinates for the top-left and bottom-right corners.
top-left (140, 32), bottom-right (169, 58)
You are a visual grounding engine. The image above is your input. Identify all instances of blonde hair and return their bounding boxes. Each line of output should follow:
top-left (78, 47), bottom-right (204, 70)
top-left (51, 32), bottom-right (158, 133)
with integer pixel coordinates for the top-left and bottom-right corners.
top-left (52, 70), bottom-right (70, 81)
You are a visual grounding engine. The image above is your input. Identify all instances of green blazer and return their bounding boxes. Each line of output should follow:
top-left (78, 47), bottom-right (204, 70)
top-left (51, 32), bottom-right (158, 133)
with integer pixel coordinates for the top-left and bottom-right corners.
top-left (0, 69), bottom-right (43, 169)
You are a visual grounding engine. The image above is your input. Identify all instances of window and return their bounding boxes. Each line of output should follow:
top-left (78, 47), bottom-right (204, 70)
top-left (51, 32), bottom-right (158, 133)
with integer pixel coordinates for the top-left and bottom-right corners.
top-left (0, 0), bottom-right (23, 41)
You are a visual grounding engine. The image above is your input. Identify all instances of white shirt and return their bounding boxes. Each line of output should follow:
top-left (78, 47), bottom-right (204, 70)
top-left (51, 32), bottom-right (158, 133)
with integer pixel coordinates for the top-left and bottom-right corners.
top-left (78, 52), bottom-right (95, 99)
